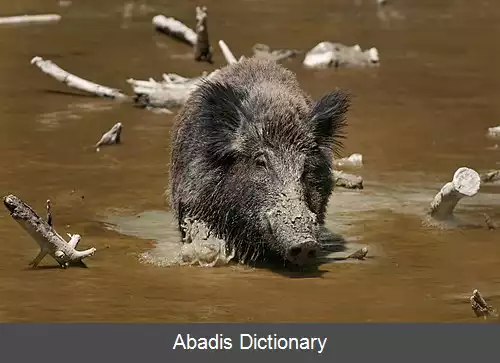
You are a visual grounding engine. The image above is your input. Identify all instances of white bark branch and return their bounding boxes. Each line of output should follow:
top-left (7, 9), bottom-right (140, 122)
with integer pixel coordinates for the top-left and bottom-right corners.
top-left (428, 167), bottom-right (481, 221)
top-left (3, 194), bottom-right (96, 268)
top-left (152, 15), bottom-right (197, 46)
top-left (31, 56), bottom-right (127, 99)
top-left (0, 14), bottom-right (61, 25)
top-left (218, 40), bottom-right (238, 65)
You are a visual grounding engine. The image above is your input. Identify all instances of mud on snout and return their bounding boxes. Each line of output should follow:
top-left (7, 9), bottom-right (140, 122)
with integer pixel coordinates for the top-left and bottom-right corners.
top-left (266, 194), bottom-right (320, 267)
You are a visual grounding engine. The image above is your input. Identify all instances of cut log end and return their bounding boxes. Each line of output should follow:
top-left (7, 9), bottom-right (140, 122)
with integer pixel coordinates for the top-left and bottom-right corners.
top-left (428, 167), bottom-right (480, 222)
top-left (452, 167), bottom-right (481, 197)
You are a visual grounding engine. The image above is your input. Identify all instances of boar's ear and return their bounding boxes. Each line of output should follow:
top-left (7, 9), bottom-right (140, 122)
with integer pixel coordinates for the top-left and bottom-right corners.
top-left (196, 79), bottom-right (250, 164)
top-left (309, 90), bottom-right (350, 158)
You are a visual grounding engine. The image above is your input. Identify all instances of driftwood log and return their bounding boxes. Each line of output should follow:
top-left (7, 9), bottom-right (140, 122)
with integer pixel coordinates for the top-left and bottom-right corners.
top-left (128, 40), bottom-right (236, 109)
top-left (127, 72), bottom-right (208, 109)
top-left (332, 170), bottom-right (364, 189)
top-left (303, 41), bottom-right (380, 69)
top-left (194, 6), bottom-right (212, 63)
top-left (333, 153), bottom-right (363, 170)
top-left (470, 289), bottom-right (498, 319)
top-left (0, 14), bottom-right (61, 25)
top-left (96, 122), bottom-right (122, 151)
top-left (428, 167), bottom-right (481, 221)
top-left (152, 5), bottom-right (213, 64)
top-left (3, 195), bottom-right (96, 268)
top-left (31, 56), bottom-right (127, 99)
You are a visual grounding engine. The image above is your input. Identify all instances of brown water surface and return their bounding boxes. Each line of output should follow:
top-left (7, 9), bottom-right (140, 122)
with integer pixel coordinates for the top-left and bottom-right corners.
top-left (0, 0), bottom-right (499, 322)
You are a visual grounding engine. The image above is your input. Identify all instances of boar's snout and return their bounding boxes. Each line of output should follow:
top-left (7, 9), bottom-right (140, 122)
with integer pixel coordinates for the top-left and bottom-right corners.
top-left (266, 191), bottom-right (320, 267)
top-left (286, 239), bottom-right (319, 266)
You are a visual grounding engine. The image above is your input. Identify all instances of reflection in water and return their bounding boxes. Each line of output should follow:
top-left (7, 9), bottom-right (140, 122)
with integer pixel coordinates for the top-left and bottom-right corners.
top-left (0, 0), bottom-right (499, 322)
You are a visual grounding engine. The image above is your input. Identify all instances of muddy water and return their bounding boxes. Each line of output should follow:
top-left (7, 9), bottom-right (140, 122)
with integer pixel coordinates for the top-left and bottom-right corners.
top-left (0, 0), bottom-right (499, 322)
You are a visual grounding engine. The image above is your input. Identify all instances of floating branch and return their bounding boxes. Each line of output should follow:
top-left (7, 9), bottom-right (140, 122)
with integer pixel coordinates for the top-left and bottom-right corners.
top-left (152, 15), bottom-right (197, 46)
top-left (96, 122), bottom-right (122, 152)
top-left (252, 43), bottom-right (300, 62)
top-left (127, 72), bottom-right (207, 109)
top-left (31, 56), bottom-right (127, 99)
top-left (481, 170), bottom-right (500, 184)
top-left (333, 153), bottom-right (363, 170)
top-left (428, 167), bottom-right (481, 221)
top-left (332, 170), bottom-right (363, 189)
top-left (470, 289), bottom-right (498, 319)
top-left (0, 14), bottom-right (61, 25)
top-left (3, 194), bottom-right (96, 268)
top-left (303, 41), bottom-right (380, 69)
top-left (194, 6), bottom-right (212, 63)
top-left (487, 126), bottom-right (500, 139)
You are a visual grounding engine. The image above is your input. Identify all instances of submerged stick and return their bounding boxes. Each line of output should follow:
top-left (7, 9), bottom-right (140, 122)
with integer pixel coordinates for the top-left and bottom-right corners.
top-left (429, 167), bottom-right (481, 221)
top-left (483, 213), bottom-right (497, 230)
top-left (481, 170), bottom-right (500, 184)
top-left (152, 15), bottom-right (197, 46)
top-left (0, 14), bottom-right (61, 25)
top-left (470, 289), bottom-right (498, 319)
top-left (252, 43), bottom-right (300, 62)
top-left (31, 56), bottom-right (127, 99)
top-left (3, 195), bottom-right (96, 268)
top-left (194, 6), bottom-right (212, 63)
top-left (96, 122), bottom-right (122, 152)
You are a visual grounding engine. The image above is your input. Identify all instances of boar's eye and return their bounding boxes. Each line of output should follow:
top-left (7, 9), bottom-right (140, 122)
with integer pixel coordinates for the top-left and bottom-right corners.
top-left (254, 153), bottom-right (267, 168)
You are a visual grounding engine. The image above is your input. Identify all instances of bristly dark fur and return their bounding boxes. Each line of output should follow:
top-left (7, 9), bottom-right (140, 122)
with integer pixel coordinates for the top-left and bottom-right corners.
top-left (169, 58), bottom-right (350, 264)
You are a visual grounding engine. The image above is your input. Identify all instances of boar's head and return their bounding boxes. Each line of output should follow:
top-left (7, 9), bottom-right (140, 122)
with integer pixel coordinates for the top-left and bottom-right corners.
top-left (170, 59), bottom-right (350, 267)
